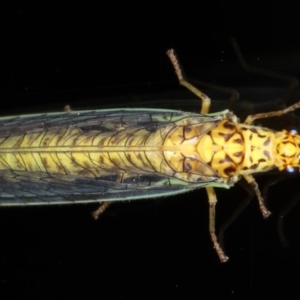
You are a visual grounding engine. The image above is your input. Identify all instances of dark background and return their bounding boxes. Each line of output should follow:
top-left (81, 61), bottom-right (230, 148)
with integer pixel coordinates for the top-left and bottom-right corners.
top-left (1, 2), bottom-right (300, 299)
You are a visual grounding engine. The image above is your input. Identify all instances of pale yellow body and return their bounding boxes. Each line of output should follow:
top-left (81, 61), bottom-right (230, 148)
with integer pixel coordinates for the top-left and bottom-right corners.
top-left (0, 112), bottom-right (297, 189)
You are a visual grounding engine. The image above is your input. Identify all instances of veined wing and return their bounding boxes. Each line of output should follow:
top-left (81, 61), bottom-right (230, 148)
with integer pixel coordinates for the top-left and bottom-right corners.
top-left (0, 108), bottom-right (198, 136)
top-left (0, 108), bottom-right (229, 206)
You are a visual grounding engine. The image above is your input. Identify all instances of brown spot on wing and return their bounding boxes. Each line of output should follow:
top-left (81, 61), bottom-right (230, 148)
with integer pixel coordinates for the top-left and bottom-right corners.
top-left (183, 161), bottom-right (192, 172)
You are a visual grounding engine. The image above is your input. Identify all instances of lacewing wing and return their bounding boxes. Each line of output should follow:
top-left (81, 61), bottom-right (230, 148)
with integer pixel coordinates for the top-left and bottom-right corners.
top-left (0, 107), bottom-right (231, 206)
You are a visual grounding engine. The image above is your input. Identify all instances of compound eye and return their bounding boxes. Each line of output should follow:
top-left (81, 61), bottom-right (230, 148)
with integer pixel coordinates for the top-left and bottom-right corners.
top-left (282, 165), bottom-right (300, 178)
top-left (286, 125), bottom-right (300, 135)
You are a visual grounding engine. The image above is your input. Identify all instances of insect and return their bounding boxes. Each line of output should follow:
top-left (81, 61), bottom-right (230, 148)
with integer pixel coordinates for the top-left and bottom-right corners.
top-left (1, 49), bottom-right (300, 262)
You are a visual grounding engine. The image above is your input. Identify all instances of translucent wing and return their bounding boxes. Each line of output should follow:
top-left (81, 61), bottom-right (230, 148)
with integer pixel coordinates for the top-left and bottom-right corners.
top-left (0, 108), bottom-right (227, 206)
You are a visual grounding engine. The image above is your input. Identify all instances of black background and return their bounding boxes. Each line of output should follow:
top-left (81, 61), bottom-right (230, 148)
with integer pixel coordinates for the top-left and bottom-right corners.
top-left (1, 2), bottom-right (300, 299)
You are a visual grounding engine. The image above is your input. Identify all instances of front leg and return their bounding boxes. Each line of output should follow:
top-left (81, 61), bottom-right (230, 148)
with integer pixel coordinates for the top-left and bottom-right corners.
top-left (166, 49), bottom-right (211, 114)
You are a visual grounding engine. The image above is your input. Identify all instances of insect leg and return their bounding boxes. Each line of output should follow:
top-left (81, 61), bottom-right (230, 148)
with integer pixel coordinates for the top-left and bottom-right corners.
top-left (91, 172), bottom-right (130, 219)
top-left (206, 187), bottom-right (229, 262)
top-left (244, 100), bottom-right (300, 125)
top-left (243, 174), bottom-right (271, 218)
top-left (64, 105), bottom-right (72, 112)
top-left (166, 49), bottom-right (211, 114)
top-left (92, 202), bottom-right (111, 220)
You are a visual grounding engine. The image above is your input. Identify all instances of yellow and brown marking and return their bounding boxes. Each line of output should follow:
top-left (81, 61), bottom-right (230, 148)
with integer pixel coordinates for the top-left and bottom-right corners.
top-left (0, 110), bottom-right (298, 193)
